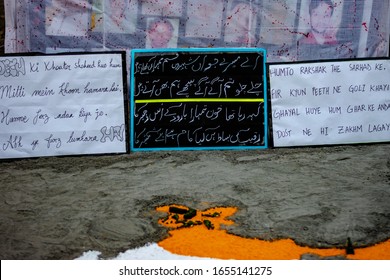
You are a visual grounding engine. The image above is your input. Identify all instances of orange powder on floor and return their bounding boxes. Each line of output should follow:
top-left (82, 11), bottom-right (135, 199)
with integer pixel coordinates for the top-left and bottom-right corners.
top-left (156, 205), bottom-right (390, 260)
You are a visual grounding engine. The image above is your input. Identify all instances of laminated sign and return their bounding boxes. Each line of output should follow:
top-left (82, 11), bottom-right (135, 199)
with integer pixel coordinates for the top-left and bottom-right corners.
top-left (0, 52), bottom-right (128, 159)
top-left (130, 48), bottom-right (268, 151)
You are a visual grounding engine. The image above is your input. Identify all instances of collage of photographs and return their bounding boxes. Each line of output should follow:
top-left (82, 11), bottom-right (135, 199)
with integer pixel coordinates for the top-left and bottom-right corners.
top-left (27, 0), bottom-right (389, 61)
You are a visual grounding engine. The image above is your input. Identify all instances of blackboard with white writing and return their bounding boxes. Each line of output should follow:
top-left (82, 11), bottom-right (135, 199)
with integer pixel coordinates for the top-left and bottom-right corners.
top-left (268, 58), bottom-right (390, 147)
top-left (0, 52), bottom-right (128, 159)
top-left (130, 48), bottom-right (267, 151)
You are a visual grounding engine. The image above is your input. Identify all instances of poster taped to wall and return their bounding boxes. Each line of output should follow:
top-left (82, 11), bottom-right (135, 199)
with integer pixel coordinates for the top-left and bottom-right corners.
top-left (268, 58), bottom-right (390, 147)
top-left (0, 52), bottom-right (128, 159)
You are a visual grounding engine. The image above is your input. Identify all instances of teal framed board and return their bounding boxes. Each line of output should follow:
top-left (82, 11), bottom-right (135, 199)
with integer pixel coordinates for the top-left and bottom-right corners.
top-left (130, 48), bottom-right (268, 151)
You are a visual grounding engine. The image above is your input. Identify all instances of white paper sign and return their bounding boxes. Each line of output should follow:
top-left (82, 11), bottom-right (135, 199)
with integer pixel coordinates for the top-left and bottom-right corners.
top-left (0, 52), bottom-right (127, 159)
top-left (269, 59), bottom-right (390, 147)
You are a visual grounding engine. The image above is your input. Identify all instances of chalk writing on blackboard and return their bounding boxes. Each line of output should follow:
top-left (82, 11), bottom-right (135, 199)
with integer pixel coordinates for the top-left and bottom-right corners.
top-left (131, 49), bottom-right (267, 151)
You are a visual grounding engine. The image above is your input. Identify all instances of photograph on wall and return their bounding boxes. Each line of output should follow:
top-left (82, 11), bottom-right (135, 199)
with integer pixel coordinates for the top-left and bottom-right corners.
top-left (258, 0), bottom-right (299, 47)
top-left (145, 17), bottom-right (179, 48)
top-left (141, 0), bottom-right (183, 17)
top-left (294, 0), bottom-right (362, 61)
top-left (90, 0), bottom-right (138, 34)
top-left (224, 0), bottom-right (258, 46)
top-left (42, 0), bottom-right (104, 51)
top-left (363, 0), bottom-right (390, 57)
top-left (45, 0), bottom-right (92, 37)
top-left (184, 0), bottom-right (225, 39)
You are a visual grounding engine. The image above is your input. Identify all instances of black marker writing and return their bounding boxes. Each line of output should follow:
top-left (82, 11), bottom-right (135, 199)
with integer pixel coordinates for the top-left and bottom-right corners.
top-left (33, 109), bottom-right (50, 125)
top-left (54, 110), bottom-right (74, 120)
top-left (1, 109), bottom-right (29, 125)
top-left (95, 109), bottom-right (105, 120)
top-left (368, 123), bottom-right (390, 133)
top-left (59, 82), bottom-right (80, 96)
top-left (44, 60), bottom-right (71, 71)
top-left (2, 135), bottom-right (23, 151)
top-left (0, 85), bottom-right (26, 100)
top-left (44, 134), bottom-right (62, 149)
top-left (31, 140), bottom-right (39, 150)
top-left (31, 87), bottom-right (55, 97)
top-left (67, 131), bottom-right (98, 143)
top-left (79, 108), bottom-right (92, 123)
top-left (84, 82), bottom-right (120, 94)
top-left (74, 59), bottom-right (96, 69)
top-left (100, 124), bottom-right (125, 143)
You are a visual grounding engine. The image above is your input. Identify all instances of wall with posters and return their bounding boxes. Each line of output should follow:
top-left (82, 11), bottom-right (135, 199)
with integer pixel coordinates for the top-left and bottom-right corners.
top-left (2, 1), bottom-right (389, 154)
top-left (4, 0), bottom-right (390, 62)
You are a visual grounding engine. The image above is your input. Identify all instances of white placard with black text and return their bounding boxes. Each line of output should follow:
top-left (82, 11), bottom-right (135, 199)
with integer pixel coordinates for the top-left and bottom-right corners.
top-left (269, 59), bottom-right (390, 147)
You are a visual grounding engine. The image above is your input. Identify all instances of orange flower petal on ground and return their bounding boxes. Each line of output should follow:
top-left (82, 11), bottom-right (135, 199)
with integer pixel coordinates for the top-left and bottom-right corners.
top-left (156, 205), bottom-right (390, 260)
